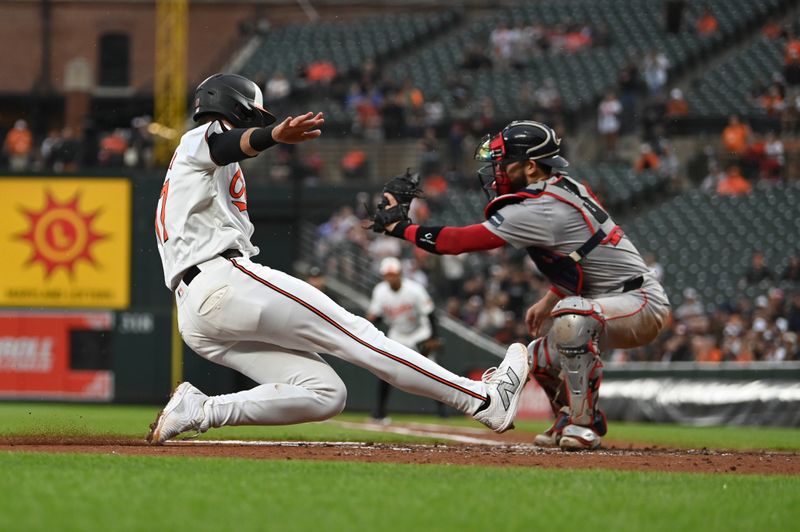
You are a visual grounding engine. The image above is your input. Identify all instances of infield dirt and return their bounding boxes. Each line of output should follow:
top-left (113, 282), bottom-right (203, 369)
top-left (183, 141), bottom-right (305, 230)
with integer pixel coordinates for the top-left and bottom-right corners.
top-left (2, 424), bottom-right (797, 476)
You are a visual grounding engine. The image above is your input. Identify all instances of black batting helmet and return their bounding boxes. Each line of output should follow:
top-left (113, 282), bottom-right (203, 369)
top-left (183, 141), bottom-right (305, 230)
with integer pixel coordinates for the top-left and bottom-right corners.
top-left (192, 73), bottom-right (276, 128)
top-left (474, 120), bottom-right (568, 199)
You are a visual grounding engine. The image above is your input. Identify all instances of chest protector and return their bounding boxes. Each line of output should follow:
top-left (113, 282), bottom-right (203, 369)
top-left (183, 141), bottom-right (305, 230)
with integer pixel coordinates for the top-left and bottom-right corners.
top-left (484, 174), bottom-right (623, 294)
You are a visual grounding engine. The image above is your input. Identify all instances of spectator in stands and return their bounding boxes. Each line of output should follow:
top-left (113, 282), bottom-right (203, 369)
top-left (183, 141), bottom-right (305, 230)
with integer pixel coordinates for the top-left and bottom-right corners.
top-left (762, 18), bottom-right (783, 40)
top-left (642, 51), bottom-right (669, 95)
top-left (305, 60), bottom-right (337, 85)
top-left (716, 165), bottom-right (751, 196)
top-left (129, 116), bottom-right (154, 169)
top-left (784, 31), bottom-right (800, 86)
top-left (701, 160), bottom-right (726, 192)
top-left (381, 90), bottom-right (406, 139)
top-left (98, 129), bottom-right (128, 167)
top-left (675, 287), bottom-right (709, 334)
top-left (662, 324), bottom-right (692, 361)
top-left (461, 41), bottom-right (492, 70)
top-left (399, 78), bottom-right (425, 136)
top-left (3, 119), bottom-right (33, 172)
top-left (490, 23), bottom-right (514, 68)
top-left (694, 6), bottom-right (718, 36)
top-left (340, 148), bottom-right (368, 180)
top-left (742, 251), bottom-right (774, 285)
top-left (533, 78), bottom-right (562, 121)
top-left (617, 61), bottom-right (643, 131)
top-left (39, 128), bottom-right (62, 172)
top-left (53, 127), bottom-right (81, 173)
top-left (597, 91), bottom-right (622, 159)
top-left (721, 115), bottom-right (751, 162)
top-left (760, 84), bottom-right (786, 117)
top-left (762, 131), bottom-right (785, 180)
top-left (665, 88), bottom-right (689, 117)
top-left (783, 255), bottom-right (800, 282)
top-left (476, 294), bottom-right (508, 337)
top-left (634, 143), bottom-right (660, 173)
top-left (265, 71), bottom-right (291, 102)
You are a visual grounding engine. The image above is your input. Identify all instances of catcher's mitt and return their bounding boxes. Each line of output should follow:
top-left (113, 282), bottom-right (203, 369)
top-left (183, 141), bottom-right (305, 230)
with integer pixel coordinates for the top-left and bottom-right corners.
top-left (368, 168), bottom-right (423, 233)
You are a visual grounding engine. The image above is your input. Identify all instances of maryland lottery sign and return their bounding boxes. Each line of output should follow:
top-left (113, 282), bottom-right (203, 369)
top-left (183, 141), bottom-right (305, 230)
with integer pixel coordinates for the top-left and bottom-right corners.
top-left (0, 178), bottom-right (131, 308)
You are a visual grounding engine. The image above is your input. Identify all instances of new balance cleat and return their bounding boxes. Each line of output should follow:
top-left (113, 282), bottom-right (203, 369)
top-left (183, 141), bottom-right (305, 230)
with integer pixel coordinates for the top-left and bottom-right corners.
top-left (146, 382), bottom-right (209, 445)
top-left (473, 343), bottom-right (531, 433)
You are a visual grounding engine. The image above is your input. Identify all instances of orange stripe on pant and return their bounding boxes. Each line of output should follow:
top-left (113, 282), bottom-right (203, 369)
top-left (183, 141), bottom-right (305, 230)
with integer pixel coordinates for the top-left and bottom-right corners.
top-left (227, 258), bottom-right (487, 402)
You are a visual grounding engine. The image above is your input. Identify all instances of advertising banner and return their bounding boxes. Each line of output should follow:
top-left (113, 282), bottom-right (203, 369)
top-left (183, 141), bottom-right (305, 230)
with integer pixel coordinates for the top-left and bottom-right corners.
top-left (0, 178), bottom-right (131, 308)
top-left (0, 311), bottom-right (113, 400)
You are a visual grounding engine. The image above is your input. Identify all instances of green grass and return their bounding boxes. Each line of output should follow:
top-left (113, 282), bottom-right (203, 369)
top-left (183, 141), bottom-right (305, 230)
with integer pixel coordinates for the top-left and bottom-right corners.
top-left (1, 452), bottom-right (797, 532)
top-left (1, 402), bottom-right (798, 450)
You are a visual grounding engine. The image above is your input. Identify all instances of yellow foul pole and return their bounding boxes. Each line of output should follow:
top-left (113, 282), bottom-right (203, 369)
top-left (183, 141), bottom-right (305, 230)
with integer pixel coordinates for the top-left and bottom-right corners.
top-left (154, 0), bottom-right (188, 387)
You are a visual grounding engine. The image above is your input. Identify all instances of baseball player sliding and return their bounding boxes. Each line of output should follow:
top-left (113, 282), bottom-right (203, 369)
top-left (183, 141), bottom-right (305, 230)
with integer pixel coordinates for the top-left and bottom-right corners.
top-left (369, 120), bottom-right (671, 450)
top-left (367, 257), bottom-right (447, 421)
top-left (147, 74), bottom-right (530, 444)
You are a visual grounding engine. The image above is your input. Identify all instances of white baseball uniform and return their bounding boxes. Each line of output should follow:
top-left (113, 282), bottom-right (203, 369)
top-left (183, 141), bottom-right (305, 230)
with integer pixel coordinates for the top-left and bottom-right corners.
top-left (155, 122), bottom-right (489, 429)
top-left (368, 278), bottom-right (434, 349)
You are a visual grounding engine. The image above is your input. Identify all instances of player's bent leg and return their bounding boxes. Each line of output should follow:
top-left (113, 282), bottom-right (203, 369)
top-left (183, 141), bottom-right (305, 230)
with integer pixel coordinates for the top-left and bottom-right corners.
top-left (529, 338), bottom-right (569, 447)
top-left (222, 261), bottom-right (529, 432)
top-left (200, 343), bottom-right (347, 427)
top-left (548, 296), bottom-right (607, 450)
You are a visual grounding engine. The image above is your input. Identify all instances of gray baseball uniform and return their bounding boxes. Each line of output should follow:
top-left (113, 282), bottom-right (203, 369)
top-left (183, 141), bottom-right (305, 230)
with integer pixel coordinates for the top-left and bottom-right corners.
top-left (482, 173), bottom-right (670, 350)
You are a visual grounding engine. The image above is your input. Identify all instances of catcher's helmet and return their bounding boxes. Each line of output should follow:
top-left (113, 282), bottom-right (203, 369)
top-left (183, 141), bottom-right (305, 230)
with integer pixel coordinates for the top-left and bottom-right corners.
top-left (192, 73), bottom-right (276, 128)
top-left (474, 120), bottom-right (568, 199)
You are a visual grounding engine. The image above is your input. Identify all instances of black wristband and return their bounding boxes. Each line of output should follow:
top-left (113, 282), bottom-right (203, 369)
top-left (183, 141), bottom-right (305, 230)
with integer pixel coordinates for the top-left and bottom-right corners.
top-left (250, 127), bottom-right (278, 151)
top-left (387, 220), bottom-right (410, 238)
top-left (414, 225), bottom-right (444, 254)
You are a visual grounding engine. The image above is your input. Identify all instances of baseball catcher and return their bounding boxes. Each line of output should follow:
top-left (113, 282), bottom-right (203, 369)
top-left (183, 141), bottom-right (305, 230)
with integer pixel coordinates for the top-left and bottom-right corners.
top-left (369, 120), bottom-right (671, 450)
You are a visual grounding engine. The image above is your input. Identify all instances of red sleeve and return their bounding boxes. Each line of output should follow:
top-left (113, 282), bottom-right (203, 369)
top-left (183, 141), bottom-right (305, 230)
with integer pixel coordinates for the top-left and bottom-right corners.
top-left (403, 223), bottom-right (507, 254)
top-left (549, 285), bottom-right (566, 299)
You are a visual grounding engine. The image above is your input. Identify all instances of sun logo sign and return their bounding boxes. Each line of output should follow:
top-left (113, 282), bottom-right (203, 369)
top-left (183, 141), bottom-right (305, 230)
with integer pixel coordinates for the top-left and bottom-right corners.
top-left (16, 190), bottom-right (106, 278)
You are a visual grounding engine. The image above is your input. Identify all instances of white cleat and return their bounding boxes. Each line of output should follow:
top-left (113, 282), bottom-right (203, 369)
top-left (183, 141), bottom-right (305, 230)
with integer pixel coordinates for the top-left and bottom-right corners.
top-left (559, 424), bottom-right (602, 450)
top-left (146, 382), bottom-right (208, 445)
top-left (473, 343), bottom-right (531, 433)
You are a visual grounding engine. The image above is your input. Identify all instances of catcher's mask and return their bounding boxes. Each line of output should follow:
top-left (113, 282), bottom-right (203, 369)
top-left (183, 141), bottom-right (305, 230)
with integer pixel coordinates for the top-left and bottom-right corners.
top-left (193, 73), bottom-right (276, 129)
top-left (474, 120), bottom-right (569, 201)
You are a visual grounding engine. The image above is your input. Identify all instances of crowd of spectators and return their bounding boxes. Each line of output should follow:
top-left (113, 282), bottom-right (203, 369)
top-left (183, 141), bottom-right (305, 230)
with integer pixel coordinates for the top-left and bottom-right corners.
top-left (486, 20), bottom-right (611, 69)
top-left (617, 284), bottom-right (800, 363)
top-left (0, 116), bottom-right (156, 174)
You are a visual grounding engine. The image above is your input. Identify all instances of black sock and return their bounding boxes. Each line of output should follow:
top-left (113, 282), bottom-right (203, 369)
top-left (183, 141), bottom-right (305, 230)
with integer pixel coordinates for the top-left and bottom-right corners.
top-left (473, 395), bottom-right (491, 415)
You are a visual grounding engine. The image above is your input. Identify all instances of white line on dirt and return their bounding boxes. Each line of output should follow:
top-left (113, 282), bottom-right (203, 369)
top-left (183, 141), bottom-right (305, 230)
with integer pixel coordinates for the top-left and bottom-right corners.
top-left (332, 420), bottom-right (503, 445)
top-left (170, 440), bottom-right (373, 447)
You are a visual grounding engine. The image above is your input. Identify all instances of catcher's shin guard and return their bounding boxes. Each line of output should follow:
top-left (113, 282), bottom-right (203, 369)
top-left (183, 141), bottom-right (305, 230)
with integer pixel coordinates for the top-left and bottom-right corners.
top-left (528, 338), bottom-right (567, 415)
top-left (549, 297), bottom-right (605, 427)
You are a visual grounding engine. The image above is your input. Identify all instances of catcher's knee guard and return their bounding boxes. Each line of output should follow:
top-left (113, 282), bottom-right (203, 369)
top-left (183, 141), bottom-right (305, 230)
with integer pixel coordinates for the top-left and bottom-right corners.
top-left (528, 338), bottom-right (566, 415)
top-left (549, 297), bottom-right (605, 426)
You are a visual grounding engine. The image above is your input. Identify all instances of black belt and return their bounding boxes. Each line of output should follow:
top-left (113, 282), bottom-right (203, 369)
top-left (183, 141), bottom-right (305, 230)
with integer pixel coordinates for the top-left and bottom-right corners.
top-left (181, 249), bottom-right (243, 287)
top-left (621, 275), bottom-right (644, 292)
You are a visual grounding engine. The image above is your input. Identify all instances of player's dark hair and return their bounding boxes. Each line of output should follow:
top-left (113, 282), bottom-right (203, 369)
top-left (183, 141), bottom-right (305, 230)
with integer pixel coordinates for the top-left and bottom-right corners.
top-left (538, 162), bottom-right (553, 176)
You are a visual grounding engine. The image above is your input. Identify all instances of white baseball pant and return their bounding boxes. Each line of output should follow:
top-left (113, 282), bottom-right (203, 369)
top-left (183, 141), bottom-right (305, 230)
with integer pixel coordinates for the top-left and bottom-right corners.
top-left (175, 256), bottom-right (487, 428)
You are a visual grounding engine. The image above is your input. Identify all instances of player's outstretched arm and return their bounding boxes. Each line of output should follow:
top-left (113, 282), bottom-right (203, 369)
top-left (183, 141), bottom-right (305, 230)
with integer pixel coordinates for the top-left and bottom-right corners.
top-left (372, 191), bottom-right (507, 255)
top-left (207, 112), bottom-right (324, 165)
